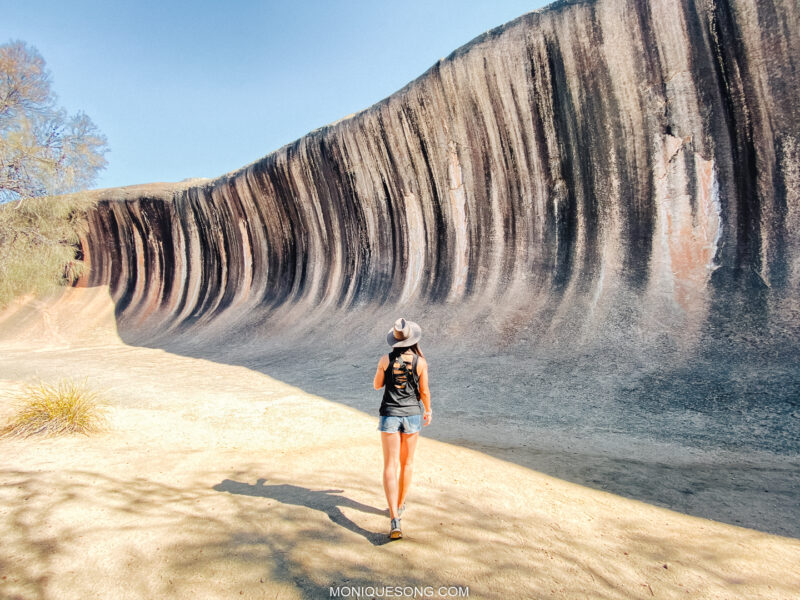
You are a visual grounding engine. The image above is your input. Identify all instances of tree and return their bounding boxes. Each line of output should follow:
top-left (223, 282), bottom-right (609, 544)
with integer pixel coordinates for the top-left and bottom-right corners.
top-left (0, 41), bottom-right (107, 308)
top-left (0, 40), bottom-right (108, 203)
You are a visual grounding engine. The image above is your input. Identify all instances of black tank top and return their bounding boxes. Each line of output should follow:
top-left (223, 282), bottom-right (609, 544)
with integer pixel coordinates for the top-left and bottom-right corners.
top-left (379, 349), bottom-right (422, 417)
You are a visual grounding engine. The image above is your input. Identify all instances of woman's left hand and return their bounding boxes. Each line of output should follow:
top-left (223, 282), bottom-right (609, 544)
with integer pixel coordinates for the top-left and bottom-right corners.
top-left (423, 411), bottom-right (432, 426)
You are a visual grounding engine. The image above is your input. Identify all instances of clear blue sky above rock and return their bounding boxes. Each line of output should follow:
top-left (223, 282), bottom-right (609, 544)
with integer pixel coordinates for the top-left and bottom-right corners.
top-left (4, 0), bottom-right (547, 190)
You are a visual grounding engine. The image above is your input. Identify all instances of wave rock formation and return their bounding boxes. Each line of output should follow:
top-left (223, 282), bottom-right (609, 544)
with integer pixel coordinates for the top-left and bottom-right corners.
top-left (77, 0), bottom-right (798, 393)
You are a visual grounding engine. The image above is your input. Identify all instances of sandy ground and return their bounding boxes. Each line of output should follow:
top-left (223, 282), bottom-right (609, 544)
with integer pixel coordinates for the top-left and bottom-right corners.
top-left (1, 289), bottom-right (799, 600)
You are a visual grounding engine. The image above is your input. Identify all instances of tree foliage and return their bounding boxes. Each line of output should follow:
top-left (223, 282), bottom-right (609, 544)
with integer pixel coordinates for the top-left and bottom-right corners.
top-left (0, 192), bottom-right (97, 308)
top-left (0, 41), bottom-right (106, 308)
top-left (0, 40), bottom-right (108, 203)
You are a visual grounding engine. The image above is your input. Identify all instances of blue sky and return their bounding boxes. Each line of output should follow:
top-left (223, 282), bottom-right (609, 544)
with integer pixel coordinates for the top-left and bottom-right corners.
top-left (4, 1), bottom-right (548, 189)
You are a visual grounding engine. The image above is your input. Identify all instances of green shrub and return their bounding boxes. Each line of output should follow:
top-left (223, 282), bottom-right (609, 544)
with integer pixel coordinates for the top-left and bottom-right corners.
top-left (0, 193), bottom-right (96, 309)
top-left (2, 377), bottom-right (108, 438)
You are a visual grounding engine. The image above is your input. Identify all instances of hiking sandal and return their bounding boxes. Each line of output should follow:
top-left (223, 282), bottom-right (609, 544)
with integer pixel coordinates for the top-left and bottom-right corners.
top-left (389, 517), bottom-right (402, 539)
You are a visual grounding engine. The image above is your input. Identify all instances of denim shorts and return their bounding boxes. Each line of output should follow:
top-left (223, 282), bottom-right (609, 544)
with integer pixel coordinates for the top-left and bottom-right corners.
top-left (377, 414), bottom-right (422, 434)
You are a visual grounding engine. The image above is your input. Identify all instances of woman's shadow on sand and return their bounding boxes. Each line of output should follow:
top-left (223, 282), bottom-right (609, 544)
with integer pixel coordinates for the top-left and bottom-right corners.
top-left (213, 478), bottom-right (393, 546)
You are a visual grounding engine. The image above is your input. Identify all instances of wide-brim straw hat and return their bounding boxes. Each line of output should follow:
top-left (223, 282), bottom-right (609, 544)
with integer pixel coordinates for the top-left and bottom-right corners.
top-left (386, 317), bottom-right (422, 348)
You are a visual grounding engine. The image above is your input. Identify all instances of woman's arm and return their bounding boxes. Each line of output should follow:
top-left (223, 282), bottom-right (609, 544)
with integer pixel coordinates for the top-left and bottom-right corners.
top-left (417, 358), bottom-right (432, 425)
top-left (373, 355), bottom-right (389, 390)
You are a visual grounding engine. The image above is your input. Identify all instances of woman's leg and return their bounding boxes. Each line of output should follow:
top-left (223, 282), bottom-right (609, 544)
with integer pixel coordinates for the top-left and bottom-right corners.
top-left (397, 432), bottom-right (419, 509)
top-left (381, 432), bottom-right (401, 518)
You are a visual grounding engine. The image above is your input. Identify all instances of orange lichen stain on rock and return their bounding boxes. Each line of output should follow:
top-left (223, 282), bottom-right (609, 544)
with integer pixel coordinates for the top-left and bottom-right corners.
top-left (663, 151), bottom-right (721, 312)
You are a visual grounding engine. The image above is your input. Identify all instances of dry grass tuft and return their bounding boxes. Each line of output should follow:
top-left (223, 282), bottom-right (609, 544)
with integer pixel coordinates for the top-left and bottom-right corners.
top-left (2, 378), bottom-right (108, 438)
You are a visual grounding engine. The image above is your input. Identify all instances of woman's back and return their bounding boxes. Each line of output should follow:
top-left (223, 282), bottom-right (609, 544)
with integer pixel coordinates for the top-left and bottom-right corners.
top-left (381, 350), bottom-right (420, 414)
top-left (374, 348), bottom-right (430, 417)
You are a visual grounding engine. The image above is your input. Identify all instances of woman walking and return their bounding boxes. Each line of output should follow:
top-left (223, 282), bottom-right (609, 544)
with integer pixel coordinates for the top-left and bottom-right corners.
top-left (373, 318), bottom-right (432, 539)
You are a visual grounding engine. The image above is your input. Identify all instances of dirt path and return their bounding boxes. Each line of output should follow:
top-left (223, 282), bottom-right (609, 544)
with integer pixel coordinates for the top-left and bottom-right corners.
top-left (1, 289), bottom-right (798, 599)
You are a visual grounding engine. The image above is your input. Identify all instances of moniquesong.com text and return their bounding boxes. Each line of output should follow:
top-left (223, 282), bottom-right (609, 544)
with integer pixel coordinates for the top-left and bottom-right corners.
top-left (329, 585), bottom-right (469, 598)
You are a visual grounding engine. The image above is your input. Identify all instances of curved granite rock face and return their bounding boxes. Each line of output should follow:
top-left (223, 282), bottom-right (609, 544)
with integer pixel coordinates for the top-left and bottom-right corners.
top-left (81, 0), bottom-right (799, 359)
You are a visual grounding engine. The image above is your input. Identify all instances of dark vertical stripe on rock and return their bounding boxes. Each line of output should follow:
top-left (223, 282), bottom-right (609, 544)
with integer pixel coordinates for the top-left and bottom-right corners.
top-left (545, 38), bottom-right (579, 292)
top-left (769, 138), bottom-right (790, 287)
top-left (706, 0), bottom-right (762, 276)
top-left (405, 103), bottom-right (450, 303)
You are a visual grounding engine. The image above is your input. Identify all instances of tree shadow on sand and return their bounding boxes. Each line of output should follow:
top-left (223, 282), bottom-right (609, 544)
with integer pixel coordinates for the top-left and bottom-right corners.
top-left (213, 477), bottom-right (393, 546)
top-left (2, 465), bottom-right (799, 599)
